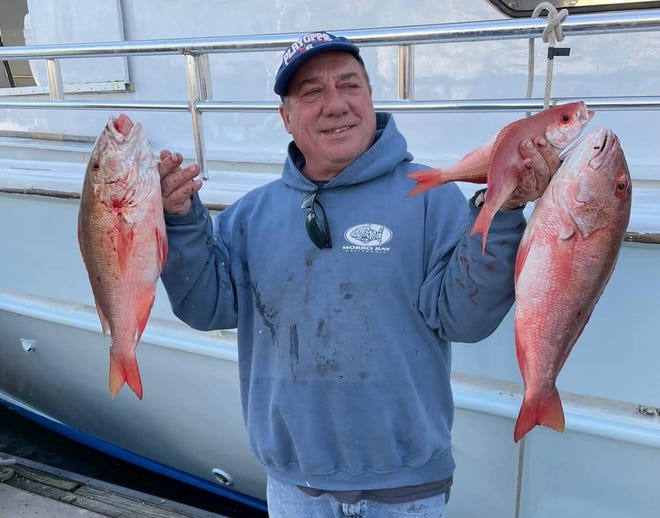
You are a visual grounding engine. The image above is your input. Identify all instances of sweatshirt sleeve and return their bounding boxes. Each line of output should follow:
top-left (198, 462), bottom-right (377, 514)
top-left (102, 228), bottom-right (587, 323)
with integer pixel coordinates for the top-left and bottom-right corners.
top-left (418, 192), bottom-right (526, 343)
top-left (160, 194), bottom-right (238, 331)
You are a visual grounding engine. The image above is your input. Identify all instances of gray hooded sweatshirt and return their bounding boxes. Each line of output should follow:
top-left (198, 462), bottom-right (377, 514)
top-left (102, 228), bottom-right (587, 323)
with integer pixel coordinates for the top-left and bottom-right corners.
top-left (161, 112), bottom-right (525, 492)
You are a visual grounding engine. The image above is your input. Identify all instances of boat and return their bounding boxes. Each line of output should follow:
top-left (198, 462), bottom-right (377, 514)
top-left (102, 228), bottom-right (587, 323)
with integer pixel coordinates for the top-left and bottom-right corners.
top-left (0, 450), bottom-right (227, 517)
top-left (1, 1), bottom-right (660, 516)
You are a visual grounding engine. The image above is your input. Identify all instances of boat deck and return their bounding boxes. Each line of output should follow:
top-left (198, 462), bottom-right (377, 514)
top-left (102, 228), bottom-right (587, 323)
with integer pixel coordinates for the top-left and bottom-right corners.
top-left (0, 452), bottom-right (229, 518)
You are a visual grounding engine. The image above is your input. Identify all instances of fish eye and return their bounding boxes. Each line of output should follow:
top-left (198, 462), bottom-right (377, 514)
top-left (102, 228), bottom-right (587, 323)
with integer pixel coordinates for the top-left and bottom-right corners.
top-left (92, 161), bottom-right (100, 170)
top-left (561, 114), bottom-right (570, 122)
top-left (616, 182), bottom-right (627, 191)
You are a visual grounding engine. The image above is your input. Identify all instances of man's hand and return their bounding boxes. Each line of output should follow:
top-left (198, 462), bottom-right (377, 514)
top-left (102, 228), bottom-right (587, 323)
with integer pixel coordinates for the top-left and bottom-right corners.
top-left (158, 150), bottom-right (203, 215)
top-left (500, 137), bottom-right (562, 210)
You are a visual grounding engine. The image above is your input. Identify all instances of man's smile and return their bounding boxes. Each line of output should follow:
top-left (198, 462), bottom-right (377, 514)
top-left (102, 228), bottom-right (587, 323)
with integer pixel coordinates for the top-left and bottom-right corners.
top-left (322, 124), bottom-right (355, 134)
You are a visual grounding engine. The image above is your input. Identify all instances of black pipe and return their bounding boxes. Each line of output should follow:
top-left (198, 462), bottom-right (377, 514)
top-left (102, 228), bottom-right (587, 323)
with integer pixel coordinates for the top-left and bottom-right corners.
top-left (0, 35), bottom-right (16, 88)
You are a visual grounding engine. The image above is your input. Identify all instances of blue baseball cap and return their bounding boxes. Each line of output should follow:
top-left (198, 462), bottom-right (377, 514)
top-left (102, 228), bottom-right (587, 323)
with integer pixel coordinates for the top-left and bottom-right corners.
top-left (274, 31), bottom-right (361, 96)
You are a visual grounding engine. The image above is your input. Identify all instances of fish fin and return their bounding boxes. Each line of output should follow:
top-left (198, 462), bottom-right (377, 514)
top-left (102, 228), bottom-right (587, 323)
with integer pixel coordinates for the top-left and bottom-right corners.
top-left (514, 332), bottom-right (527, 382)
top-left (492, 119), bottom-right (518, 151)
top-left (513, 388), bottom-right (565, 442)
top-left (405, 169), bottom-right (447, 197)
top-left (514, 232), bottom-right (532, 281)
top-left (156, 225), bottom-right (168, 270)
top-left (470, 204), bottom-right (497, 254)
top-left (570, 206), bottom-right (611, 239)
top-left (79, 215), bottom-right (111, 335)
top-left (470, 167), bottom-right (517, 254)
top-left (134, 289), bottom-right (156, 346)
top-left (108, 286), bottom-right (155, 400)
top-left (94, 302), bottom-right (110, 335)
top-left (109, 346), bottom-right (143, 400)
top-left (117, 215), bottom-right (135, 275)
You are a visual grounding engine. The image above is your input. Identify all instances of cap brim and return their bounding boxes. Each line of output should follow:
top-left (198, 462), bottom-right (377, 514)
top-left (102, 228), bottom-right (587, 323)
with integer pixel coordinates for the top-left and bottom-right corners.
top-left (274, 42), bottom-right (360, 96)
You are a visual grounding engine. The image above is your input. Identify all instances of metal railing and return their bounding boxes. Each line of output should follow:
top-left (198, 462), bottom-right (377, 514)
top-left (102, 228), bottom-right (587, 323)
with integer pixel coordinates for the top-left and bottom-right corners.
top-left (1, 9), bottom-right (660, 244)
top-left (0, 9), bottom-right (660, 179)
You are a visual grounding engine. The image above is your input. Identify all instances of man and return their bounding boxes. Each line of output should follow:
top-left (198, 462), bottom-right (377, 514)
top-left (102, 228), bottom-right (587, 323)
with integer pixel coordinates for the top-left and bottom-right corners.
top-left (158, 31), bottom-right (558, 518)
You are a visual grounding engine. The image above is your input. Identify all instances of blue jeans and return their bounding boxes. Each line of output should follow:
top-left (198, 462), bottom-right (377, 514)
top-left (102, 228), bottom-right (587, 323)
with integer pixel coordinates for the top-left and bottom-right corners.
top-left (267, 476), bottom-right (446, 518)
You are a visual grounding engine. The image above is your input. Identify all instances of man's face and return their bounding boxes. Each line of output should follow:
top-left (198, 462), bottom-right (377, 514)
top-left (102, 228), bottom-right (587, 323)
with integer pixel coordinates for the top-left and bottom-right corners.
top-left (279, 52), bottom-right (377, 182)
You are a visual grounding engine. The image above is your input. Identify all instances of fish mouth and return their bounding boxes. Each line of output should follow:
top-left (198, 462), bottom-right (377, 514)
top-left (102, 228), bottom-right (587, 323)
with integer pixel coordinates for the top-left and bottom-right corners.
top-left (559, 127), bottom-right (610, 158)
top-left (114, 113), bottom-right (134, 137)
top-left (107, 114), bottom-right (143, 143)
top-left (588, 129), bottom-right (618, 169)
top-left (583, 109), bottom-right (596, 123)
top-left (558, 127), bottom-right (619, 170)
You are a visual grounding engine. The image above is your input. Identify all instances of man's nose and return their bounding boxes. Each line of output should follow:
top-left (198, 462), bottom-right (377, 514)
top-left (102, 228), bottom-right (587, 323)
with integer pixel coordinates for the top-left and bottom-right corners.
top-left (322, 87), bottom-right (349, 115)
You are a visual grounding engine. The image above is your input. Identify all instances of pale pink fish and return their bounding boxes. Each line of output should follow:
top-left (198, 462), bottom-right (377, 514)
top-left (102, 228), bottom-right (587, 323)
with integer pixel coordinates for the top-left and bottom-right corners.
top-left (78, 113), bottom-right (167, 399)
top-left (406, 101), bottom-right (594, 252)
top-left (513, 127), bottom-right (632, 442)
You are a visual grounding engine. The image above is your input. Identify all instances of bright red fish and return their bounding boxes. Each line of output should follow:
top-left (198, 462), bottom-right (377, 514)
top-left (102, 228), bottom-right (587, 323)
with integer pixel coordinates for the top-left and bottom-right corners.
top-left (513, 127), bottom-right (632, 442)
top-left (407, 101), bottom-right (594, 252)
top-left (78, 113), bottom-right (167, 399)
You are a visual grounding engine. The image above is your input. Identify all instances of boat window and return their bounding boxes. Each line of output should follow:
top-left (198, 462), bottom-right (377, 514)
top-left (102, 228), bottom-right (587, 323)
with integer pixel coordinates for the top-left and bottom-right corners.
top-left (0, 0), bottom-right (34, 88)
top-left (0, 0), bottom-right (130, 96)
top-left (488, 0), bottom-right (660, 17)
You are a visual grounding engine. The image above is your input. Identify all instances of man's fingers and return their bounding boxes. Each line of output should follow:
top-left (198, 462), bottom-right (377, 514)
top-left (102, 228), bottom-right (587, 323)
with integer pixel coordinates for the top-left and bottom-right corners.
top-left (160, 162), bottom-right (200, 197)
top-left (166, 179), bottom-right (203, 210)
top-left (534, 137), bottom-right (562, 175)
top-left (156, 149), bottom-right (202, 215)
top-left (519, 138), bottom-right (553, 197)
top-left (158, 151), bottom-right (183, 179)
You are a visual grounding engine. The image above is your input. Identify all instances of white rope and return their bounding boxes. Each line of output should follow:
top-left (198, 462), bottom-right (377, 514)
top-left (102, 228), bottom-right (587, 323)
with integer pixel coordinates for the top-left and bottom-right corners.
top-left (526, 2), bottom-right (569, 112)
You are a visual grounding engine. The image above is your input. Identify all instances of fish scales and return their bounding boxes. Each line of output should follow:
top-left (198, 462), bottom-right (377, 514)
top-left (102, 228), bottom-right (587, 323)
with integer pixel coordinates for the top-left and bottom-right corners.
top-left (512, 127), bottom-right (632, 442)
top-left (78, 113), bottom-right (167, 399)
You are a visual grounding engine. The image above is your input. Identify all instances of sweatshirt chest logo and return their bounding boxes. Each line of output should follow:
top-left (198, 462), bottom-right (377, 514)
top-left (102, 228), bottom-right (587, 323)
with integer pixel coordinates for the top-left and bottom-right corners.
top-left (342, 223), bottom-right (393, 253)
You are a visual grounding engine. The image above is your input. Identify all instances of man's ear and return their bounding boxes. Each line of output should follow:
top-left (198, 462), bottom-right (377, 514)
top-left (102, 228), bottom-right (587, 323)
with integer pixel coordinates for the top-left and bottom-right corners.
top-left (279, 103), bottom-right (292, 134)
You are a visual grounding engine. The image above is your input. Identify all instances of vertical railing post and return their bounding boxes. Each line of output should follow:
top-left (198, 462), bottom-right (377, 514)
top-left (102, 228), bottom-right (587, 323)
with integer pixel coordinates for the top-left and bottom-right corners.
top-left (45, 58), bottom-right (64, 99)
top-left (397, 44), bottom-right (414, 101)
top-left (185, 52), bottom-right (210, 180)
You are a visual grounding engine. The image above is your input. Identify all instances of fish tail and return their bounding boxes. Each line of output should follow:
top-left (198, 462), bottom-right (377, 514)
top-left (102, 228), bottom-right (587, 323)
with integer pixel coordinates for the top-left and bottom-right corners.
top-left (513, 388), bottom-right (565, 442)
top-left (405, 170), bottom-right (447, 197)
top-left (109, 347), bottom-right (144, 400)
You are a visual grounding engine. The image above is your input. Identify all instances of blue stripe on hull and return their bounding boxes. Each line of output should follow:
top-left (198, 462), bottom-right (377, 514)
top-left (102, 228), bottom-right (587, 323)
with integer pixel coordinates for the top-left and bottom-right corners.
top-left (0, 396), bottom-right (267, 512)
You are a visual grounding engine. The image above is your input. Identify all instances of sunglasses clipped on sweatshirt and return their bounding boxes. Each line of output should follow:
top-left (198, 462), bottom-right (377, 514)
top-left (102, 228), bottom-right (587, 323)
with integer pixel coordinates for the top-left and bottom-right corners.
top-left (301, 188), bottom-right (332, 249)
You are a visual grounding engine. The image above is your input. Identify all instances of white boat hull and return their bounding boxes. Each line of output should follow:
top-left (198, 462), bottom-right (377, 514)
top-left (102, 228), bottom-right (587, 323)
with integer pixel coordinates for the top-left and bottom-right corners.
top-left (0, 193), bottom-right (266, 508)
top-left (2, 191), bottom-right (660, 516)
